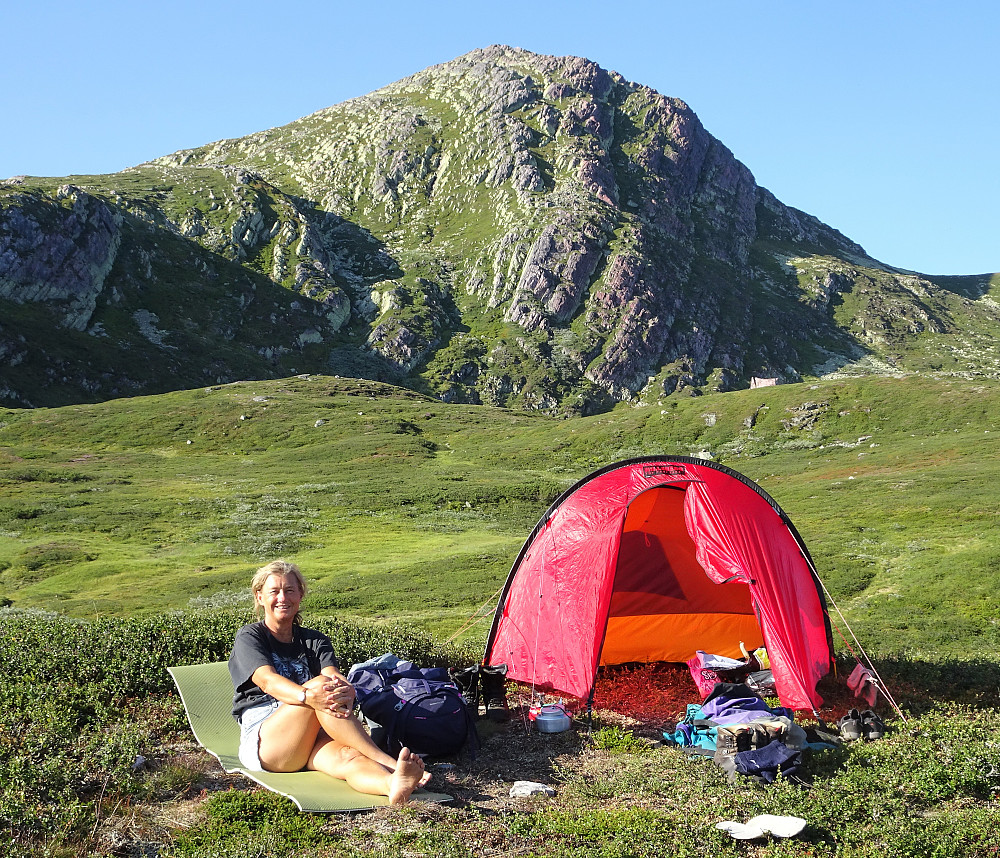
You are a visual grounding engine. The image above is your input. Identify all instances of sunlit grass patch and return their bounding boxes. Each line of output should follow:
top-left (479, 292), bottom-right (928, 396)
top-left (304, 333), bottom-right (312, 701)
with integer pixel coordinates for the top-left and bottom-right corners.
top-left (2, 373), bottom-right (1000, 655)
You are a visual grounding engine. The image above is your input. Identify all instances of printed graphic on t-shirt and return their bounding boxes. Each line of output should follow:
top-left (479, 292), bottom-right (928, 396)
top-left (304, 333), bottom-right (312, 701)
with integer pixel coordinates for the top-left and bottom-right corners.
top-left (270, 653), bottom-right (311, 684)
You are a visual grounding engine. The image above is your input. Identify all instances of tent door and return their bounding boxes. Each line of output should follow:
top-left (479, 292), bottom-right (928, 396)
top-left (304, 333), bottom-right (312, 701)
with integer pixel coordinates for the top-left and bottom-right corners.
top-left (599, 484), bottom-right (763, 665)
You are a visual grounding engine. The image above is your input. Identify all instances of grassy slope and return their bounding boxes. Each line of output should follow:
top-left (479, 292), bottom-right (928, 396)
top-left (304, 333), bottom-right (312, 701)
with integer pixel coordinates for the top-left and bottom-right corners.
top-left (2, 373), bottom-right (999, 655)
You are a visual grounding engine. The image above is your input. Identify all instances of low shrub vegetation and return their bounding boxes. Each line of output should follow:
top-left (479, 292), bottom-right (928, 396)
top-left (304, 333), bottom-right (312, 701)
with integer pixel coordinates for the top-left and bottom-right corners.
top-left (1, 608), bottom-right (998, 857)
top-left (589, 726), bottom-right (650, 754)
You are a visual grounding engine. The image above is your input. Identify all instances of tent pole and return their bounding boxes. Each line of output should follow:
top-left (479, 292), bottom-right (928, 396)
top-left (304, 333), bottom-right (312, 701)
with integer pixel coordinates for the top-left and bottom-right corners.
top-left (586, 687), bottom-right (595, 733)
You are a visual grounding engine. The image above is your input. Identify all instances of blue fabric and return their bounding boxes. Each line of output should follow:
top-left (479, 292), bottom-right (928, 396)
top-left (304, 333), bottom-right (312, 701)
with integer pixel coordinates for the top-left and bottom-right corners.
top-left (664, 723), bottom-right (719, 750)
top-left (700, 693), bottom-right (793, 725)
top-left (701, 695), bottom-right (774, 724)
top-left (348, 655), bottom-right (478, 758)
top-left (237, 699), bottom-right (281, 771)
top-left (349, 652), bottom-right (406, 675)
top-left (663, 703), bottom-right (718, 750)
top-left (733, 740), bottom-right (802, 783)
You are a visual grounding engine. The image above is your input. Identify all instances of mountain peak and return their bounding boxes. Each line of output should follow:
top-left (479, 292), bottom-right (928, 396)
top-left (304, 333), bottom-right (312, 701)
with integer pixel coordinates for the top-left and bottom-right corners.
top-left (1, 48), bottom-right (997, 410)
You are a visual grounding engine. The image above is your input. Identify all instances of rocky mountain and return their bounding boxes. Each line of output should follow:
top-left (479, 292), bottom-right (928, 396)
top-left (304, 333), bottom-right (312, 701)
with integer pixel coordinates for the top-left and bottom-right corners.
top-left (2, 45), bottom-right (998, 411)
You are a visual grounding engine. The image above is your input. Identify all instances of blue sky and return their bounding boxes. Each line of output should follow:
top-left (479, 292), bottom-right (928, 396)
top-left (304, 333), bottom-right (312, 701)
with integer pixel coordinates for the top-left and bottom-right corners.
top-left (3, 1), bottom-right (996, 275)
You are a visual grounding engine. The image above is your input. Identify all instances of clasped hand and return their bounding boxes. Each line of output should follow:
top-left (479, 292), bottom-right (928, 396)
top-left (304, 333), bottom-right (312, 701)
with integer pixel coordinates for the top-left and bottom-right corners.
top-left (302, 674), bottom-right (355, 718)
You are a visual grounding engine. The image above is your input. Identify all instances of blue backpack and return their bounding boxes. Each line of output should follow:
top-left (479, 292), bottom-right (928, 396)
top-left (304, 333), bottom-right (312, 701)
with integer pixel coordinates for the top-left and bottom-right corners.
top-left (348, 659), bottom-right (479, 758)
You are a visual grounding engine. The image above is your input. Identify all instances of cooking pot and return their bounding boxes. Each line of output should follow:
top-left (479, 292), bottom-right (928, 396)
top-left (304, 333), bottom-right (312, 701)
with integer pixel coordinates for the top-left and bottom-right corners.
top-left (534, 704), bottom-right (571, 733)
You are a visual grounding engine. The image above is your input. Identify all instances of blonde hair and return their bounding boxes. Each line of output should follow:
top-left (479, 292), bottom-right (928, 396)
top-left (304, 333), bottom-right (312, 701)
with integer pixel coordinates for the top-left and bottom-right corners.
top-left (250, 559), bottom-right (307, 623)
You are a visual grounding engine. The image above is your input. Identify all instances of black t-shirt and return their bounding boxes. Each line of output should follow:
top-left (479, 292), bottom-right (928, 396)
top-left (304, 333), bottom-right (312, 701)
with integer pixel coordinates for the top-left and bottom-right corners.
top-left (228, 622), bottom-right (339, 721)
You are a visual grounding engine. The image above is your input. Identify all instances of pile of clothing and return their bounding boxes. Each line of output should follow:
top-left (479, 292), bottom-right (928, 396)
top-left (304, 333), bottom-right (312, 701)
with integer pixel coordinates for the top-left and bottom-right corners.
top-left (664, 682), bottom-right (840, 785)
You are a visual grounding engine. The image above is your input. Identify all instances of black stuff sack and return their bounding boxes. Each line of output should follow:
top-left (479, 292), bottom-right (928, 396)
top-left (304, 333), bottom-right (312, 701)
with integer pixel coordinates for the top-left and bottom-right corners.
top-left (348, 658), bottom-right (479, 758)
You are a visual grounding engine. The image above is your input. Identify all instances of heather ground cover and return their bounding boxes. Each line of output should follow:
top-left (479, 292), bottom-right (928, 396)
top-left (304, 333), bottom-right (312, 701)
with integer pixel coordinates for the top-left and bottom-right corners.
top-left (2, 610), bottom-right (998, 858)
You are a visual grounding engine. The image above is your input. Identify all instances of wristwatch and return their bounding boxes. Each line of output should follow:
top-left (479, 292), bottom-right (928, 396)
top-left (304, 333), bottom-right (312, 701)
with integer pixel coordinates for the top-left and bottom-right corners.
top-left (297, 687), bottom-right (307, 704)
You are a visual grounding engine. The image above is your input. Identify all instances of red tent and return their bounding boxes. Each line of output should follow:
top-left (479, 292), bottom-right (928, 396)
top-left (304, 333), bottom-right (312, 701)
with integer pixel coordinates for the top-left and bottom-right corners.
top-left (483, 457), bottom-right (834, 712)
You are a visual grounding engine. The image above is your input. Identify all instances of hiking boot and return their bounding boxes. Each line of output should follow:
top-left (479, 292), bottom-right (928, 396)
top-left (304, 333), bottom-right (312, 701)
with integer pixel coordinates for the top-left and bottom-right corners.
top-left (448, 665), bottom-right (480, 715)
top-left (479, 663), bottom-right (510, 721)
top-left (713, 726), bottom-right (753, 781)
top-left (860, 710), bottom-right (886, 741)
top-left (838, 708), bottom-right (862, 741)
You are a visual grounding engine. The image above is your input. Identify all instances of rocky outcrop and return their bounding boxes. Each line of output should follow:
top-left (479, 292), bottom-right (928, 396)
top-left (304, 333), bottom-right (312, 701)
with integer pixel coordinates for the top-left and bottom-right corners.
top-left (1, 46), bottom-right (997, 411)
top-left (505, 213), bottom-right (613, 331)
top-left (0, 186), bottom-right (122, 330)
top-left (366, 277), bottom-right (455, 373)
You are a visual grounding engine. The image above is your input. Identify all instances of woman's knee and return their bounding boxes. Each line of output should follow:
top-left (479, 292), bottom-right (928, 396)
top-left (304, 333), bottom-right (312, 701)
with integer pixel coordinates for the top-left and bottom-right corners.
top-left (332, 743), bottom-right (363, 766)
top-left (302, 674), bottom-right (332, 691)
top-left (310, 737), bottom-right (367, 773)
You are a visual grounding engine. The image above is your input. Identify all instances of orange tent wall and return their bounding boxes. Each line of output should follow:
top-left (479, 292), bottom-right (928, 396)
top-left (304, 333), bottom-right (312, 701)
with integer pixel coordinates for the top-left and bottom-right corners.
top-left (601, 485), bottom-right (764, 665)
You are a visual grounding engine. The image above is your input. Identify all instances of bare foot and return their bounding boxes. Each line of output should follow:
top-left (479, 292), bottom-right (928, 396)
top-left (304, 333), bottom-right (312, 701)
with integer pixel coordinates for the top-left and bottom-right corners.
top-left (387, 747), bottom-right (425, 806)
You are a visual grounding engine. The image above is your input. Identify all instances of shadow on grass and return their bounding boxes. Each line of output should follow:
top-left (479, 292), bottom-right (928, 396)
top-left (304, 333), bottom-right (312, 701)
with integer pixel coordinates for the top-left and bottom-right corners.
top-left (815, 653), bottom-right (1000, 720)
top-left (869, 654), bottom-right (1000, 712)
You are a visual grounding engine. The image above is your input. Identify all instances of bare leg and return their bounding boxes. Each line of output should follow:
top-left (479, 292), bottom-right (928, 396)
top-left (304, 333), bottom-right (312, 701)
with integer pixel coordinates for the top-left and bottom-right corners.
top-left (313, 708), bottom-right (399, 770)
top-left (257, 704), bottom-right (324, 772)
top-left (312, 708), bottom-right (431, 787)
top-left (308, 736), bottom-right (393, 795)
top-left (256, 705), bottom-right (431, 789)
top-left (308, 739), bottom-right (425, 805)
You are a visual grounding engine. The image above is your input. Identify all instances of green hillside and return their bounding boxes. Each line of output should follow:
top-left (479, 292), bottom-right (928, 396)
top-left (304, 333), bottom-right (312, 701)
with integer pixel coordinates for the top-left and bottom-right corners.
top-left (2, 372), bottom-right (998, 656)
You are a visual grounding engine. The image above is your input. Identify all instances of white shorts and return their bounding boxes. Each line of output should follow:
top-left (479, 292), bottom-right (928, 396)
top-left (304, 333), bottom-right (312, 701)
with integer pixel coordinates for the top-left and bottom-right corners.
top-left (237, 700), bottom-right (281, 771)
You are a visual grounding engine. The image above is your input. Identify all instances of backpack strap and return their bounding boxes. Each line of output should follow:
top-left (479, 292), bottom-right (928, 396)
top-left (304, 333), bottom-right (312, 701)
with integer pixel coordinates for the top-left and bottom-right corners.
top-left (381, 694), bottom-right (410, 756)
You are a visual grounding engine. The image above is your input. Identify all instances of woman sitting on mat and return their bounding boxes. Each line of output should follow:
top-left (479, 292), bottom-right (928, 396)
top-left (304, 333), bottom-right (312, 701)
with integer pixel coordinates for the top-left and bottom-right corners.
top-left (229, 559), bottom-right (428, 805)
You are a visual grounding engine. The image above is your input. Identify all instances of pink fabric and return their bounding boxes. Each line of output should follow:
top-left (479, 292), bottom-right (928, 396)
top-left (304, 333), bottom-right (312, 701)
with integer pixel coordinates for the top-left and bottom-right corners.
top-left (848, 663), bottom-right (878, 707)
top-left (684, 471), bottom-right (831, 711)
top-left (487, 471), bottom-right (636, 700)
top-left (686, 654), bottom-right (719, 697)
top-left (486, 460), bottom-right (832, 710)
